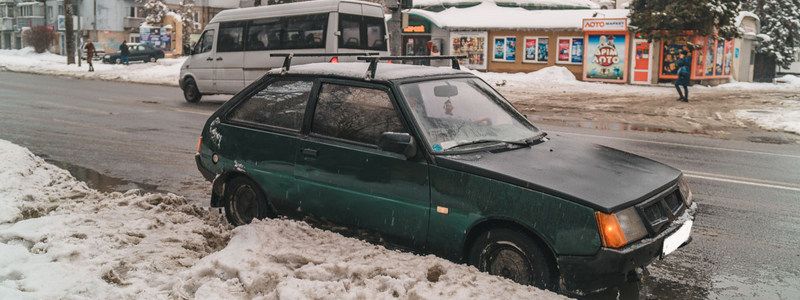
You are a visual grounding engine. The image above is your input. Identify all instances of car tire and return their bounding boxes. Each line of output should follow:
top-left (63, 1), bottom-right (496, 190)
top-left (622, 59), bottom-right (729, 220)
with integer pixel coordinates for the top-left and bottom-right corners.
top-left (183, 78), bottom-right (202, 103)
top-left (149, 56), bottom-right (157, 63)
top-left (468, 228), bottom-right (557, 290)
top-left (223, 176), bottom-right (274, 226)
top-left (115, 58), bottom-right (121, 64)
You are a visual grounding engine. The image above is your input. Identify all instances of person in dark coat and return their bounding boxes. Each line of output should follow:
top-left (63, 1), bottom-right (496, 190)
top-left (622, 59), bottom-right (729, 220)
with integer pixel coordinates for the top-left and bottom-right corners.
top-left (675, 51), bottom-right (691, 102)
top-left (84, 40), bottom-right (95, 72)
top-left (119, 41), bottom-right (130, 65)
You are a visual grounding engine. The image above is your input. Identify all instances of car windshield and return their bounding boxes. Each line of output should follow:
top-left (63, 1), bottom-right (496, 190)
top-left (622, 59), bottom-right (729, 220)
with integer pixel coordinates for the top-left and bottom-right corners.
top-left (400, 78), bottom-right (541, 153)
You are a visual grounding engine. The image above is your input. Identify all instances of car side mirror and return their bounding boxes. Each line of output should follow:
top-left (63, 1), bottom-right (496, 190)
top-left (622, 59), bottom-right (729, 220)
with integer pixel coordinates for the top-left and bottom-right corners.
top-left (378, 132), bottom-right (417, 159)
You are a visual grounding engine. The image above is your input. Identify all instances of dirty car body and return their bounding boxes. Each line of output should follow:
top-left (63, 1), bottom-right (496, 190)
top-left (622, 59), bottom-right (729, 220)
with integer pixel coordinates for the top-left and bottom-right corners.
top-left (195, 61), bottom-right (696, 295)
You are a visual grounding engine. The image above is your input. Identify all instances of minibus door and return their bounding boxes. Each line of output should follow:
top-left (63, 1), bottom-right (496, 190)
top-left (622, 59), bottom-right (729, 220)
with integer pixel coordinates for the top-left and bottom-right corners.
top-left (214, 21), bottom-right (246, 94)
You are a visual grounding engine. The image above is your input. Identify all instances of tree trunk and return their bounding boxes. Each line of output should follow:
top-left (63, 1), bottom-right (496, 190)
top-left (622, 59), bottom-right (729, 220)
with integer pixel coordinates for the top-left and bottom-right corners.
top-left (64, 0), bottom-right (75, 64)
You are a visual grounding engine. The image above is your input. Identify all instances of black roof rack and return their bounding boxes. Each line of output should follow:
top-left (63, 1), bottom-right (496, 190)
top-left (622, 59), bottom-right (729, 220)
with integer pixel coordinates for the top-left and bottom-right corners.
top-left (270, 52), bottom-right (380, 74)
top-left (356, 55), bottom-right (468, 80)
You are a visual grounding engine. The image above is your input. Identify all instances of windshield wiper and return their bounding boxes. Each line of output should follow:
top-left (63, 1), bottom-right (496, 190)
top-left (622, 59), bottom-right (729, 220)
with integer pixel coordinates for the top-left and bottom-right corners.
top-left (445, 139), bottom-right (528, 151)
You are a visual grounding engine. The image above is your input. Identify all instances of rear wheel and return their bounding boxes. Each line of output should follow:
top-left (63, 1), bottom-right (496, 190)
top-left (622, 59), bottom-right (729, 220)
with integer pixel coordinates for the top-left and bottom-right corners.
top-left (114, 58), bottom-right (121, 64)
top-left (149, 56), bottom-right (157, 63)
top-left (468, 228), bottom-right (556, 290)
top-left (183, 78), bottom-right (202, 103)
top-left (223, 176), bottom-right (273, 226)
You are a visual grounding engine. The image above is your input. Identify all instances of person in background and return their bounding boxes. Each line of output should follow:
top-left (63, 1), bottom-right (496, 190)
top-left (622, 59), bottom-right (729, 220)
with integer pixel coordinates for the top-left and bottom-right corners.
top-left (675, 51), bottom-right (691, 102)
top-left (119, 41), bottom-right (130, 65)
top-left (84, 40), bottom-right (95, 72)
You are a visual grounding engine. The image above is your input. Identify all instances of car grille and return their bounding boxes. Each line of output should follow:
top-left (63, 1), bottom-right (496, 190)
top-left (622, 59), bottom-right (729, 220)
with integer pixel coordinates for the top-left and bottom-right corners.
top-left (636, 189), bottom-right (685, 235)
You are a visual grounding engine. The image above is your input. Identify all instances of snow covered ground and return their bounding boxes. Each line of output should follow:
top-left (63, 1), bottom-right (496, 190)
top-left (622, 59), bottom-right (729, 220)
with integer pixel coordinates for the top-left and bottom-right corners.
top-left (0, 139), bottom-right (565, 299)
top-left (0, 48), bottom-right (184, 86)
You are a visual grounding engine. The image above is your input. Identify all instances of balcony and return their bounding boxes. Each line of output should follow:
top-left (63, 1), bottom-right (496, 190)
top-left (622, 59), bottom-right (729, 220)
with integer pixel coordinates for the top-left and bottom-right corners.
top-left (124, 16), bottom-right (144, 29)
top-left (0, 18), bottom-right (12, 31)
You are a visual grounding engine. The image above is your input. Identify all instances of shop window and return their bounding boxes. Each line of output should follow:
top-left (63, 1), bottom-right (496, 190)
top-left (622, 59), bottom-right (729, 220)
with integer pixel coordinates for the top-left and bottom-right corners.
top-left (492, 36), bottom-right (516, 62)
top-left (523, 36), bottom-right (549, 63)
top-left (556, 37), bottom-right (583, 64)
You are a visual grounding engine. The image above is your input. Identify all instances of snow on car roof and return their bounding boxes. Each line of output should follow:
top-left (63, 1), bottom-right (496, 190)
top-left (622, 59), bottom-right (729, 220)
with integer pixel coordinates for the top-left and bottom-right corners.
top-left (409, 1), bottom-right (629, 30)
top-left (267, 62), bottom-right (472, 81)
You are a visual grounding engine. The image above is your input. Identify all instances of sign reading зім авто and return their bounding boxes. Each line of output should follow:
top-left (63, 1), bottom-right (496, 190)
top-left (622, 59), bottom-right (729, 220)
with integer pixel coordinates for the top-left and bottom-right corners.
top-left (582, 18), bottom-right (628, 32)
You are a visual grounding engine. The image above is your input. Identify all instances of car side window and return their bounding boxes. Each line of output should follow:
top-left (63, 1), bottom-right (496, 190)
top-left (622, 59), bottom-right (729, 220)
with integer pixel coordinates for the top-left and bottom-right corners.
top-left (195, 30), bottom-right (214, 54)
top-left (311, 83), bottom-right (405, 145)
top-left (228, 79), bottom-right (314, 131)
top-left (218, 23), bottom-right (244, 52)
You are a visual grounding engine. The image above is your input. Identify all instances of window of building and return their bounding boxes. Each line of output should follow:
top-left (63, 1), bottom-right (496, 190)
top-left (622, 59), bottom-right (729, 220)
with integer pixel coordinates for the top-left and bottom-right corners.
top-left (312, 84), bottom-right (405, 145)
top-left (228, 79), bottom-right (314, 131)
top-left (556, 37), bottom-right (584, 64)
top-left (217, 23), bottom-right (244, 52)
top-left (129, 33), bottom-right (141, 44)
top-left (492, 36), bottom-right (517, 62)
top-left (523, 36), bottom-right (549, 63)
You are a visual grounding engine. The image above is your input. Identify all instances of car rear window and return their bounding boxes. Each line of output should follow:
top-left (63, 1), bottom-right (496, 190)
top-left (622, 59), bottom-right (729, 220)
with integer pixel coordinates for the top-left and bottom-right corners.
top-left (311, 83), bottom-right (404, 145)
top-left (228, 79), bottom-right (313, 131)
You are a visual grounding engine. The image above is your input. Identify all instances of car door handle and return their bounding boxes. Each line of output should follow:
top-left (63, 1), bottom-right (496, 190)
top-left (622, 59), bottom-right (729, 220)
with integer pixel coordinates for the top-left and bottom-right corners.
top-left (301, 148), bottom-right (318, 158)
top-left (216, 57), bottom-right (223, 61)
top-left (206, 57), bottom-right (213, 61)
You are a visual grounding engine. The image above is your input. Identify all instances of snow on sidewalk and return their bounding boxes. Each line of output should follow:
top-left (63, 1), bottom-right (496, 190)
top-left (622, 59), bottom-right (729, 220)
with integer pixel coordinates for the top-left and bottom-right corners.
top-left (0, 139), bottom-right (565, 299)
top-left (0, 48), bottom-right (184, 86)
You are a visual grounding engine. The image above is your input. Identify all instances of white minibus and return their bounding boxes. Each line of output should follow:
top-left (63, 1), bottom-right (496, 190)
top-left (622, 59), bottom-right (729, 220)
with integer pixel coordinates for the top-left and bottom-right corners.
top-left (179, 0), bottom-right (389, 103)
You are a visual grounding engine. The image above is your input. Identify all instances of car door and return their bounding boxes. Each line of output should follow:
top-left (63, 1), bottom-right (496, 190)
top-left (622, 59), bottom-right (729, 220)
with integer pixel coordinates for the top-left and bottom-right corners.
top-left (215, 21), bottom-right (246, 94)
top-left (187, 28), bottom-right (216, 93)
top-left (218, 76), bottom-right (315, 214)
top-left (295, 80), bottom-right (430, 248)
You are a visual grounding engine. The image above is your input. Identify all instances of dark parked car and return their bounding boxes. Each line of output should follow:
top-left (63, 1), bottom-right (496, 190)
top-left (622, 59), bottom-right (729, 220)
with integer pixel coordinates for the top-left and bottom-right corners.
top-left (102, 43), bottom-right (165, 64)
top-left (194, 55), bottom-right (696, 296)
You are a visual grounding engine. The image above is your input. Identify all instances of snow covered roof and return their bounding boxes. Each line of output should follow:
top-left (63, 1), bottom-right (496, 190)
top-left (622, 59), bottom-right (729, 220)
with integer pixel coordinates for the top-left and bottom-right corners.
top-left (410, 2), bottom-right (629, 30)
top-left (268, 62), bottom-right (471, 81)
top-left (736, 11), bottom-right (760, 27)
top-left (414, 0), bottom-right (599, 9)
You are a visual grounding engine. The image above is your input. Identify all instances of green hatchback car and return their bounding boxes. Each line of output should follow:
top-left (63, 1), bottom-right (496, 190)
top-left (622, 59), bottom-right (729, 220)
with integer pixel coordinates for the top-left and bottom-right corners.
top-left (195, 55), bottom-right (696, 295)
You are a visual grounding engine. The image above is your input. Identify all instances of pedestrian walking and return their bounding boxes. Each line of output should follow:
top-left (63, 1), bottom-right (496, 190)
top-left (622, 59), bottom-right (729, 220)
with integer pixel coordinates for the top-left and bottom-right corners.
top-left (675, 51), bottom-right (691, 102)
top-left (84, 40), bottom-right (95, 72)
top-left (119, 41), bottom-right (130, 65)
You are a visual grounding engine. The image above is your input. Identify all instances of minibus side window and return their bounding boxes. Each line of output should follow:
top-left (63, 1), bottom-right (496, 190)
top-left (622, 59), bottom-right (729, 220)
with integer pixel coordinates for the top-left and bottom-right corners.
top-left (217, 22), bottom-right (245, 52)
top-left (364, 16), bottom-right (386, 51)
top-left (194, 30), bottom-right (214, 54)
top-left (339, 14), bottom-right (362, 49)
top-left (246, 18), bottom-right (282, 51)
top-left (338, 14), bottom-right (386, 51)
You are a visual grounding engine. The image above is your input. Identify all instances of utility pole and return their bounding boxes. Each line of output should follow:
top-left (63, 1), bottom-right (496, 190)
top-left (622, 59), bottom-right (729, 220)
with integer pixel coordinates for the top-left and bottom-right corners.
top-left (64, 0), bottom-right (75, 64)
top-left (385, 0), bottom-right (402, 56)
top-left (93, 0), bottom-right (97, 41)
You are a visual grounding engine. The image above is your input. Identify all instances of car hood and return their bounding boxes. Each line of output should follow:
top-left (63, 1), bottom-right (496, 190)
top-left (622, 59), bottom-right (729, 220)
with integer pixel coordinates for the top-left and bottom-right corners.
top-left (434, 136), bottom-right (682, 212)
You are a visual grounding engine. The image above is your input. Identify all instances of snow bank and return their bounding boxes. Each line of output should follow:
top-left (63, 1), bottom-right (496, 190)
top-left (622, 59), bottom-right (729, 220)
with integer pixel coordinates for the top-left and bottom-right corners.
top-left (0, 139), bottom-right (565, 299)
top-left (0, 47), bottom-right (184, 86)
top-left (173, 218), bottom-right (565, 299)
top-left (736, 107), bottom-right (800, 135)
top-left (715, 75), bottom-right (800, 91)
top-left (0, 139), bottom-right (230, 298)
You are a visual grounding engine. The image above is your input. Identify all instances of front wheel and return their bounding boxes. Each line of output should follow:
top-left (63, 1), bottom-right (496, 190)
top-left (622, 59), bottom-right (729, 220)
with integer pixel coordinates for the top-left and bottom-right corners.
top-left (182, 78), bottom-right (202, 103)
top-left (223, 176), bottom-right (273, 226)
top-left (468, 228), bottom-right (556, 290)
top-left (149, 56), bottom-right (157, 63)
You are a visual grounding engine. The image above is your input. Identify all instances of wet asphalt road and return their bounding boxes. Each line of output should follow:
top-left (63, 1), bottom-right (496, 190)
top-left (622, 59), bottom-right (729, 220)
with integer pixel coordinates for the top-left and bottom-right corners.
top-left (1, 71), bottom-right (799, 299)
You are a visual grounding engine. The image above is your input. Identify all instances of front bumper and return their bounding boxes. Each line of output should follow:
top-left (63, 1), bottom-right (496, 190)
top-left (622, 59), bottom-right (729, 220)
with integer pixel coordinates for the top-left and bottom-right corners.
top-left (195, 153), bottom-right (216, 181)
top-left (557, 206), bottom-right (696, 295)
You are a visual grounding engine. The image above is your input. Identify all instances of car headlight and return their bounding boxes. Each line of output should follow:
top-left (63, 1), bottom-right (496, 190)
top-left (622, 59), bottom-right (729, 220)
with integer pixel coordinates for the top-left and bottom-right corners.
top-left (677, 176), bottom-right (693, 206)
top-left (595, 207), bottom-right (649, 248)
top-left (104, 55), bottom-right (110, 59)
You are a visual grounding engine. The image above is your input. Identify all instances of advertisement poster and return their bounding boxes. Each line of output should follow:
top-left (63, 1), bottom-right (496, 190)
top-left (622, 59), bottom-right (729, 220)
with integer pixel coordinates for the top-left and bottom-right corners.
top-left (505, 37), bottom-right (516, 61)
top-left (537, 38), bottom-right (549, 62)
top-left (715, 40), bottom-right (724, 76)
top-left (570, 38), bottom-right (584, 63)
top-left (585, 34), bottom-right (627, 81)
top-left (724, 41), bottom-right (733, 75)
top-left (450, 32), bottom-right (487, 70)
top-left (705, 36), bottom-right (715, 76)
top-left (494, 38), bottom-right (505, 60)
top-left (493, 37), bottom-right (516, 62)
top-left (557, 39), bottom-right (571, 62)
top-left (524, 38), bottom-right (537, 61)
top-left (660, 38), bottom-right (692, 77)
